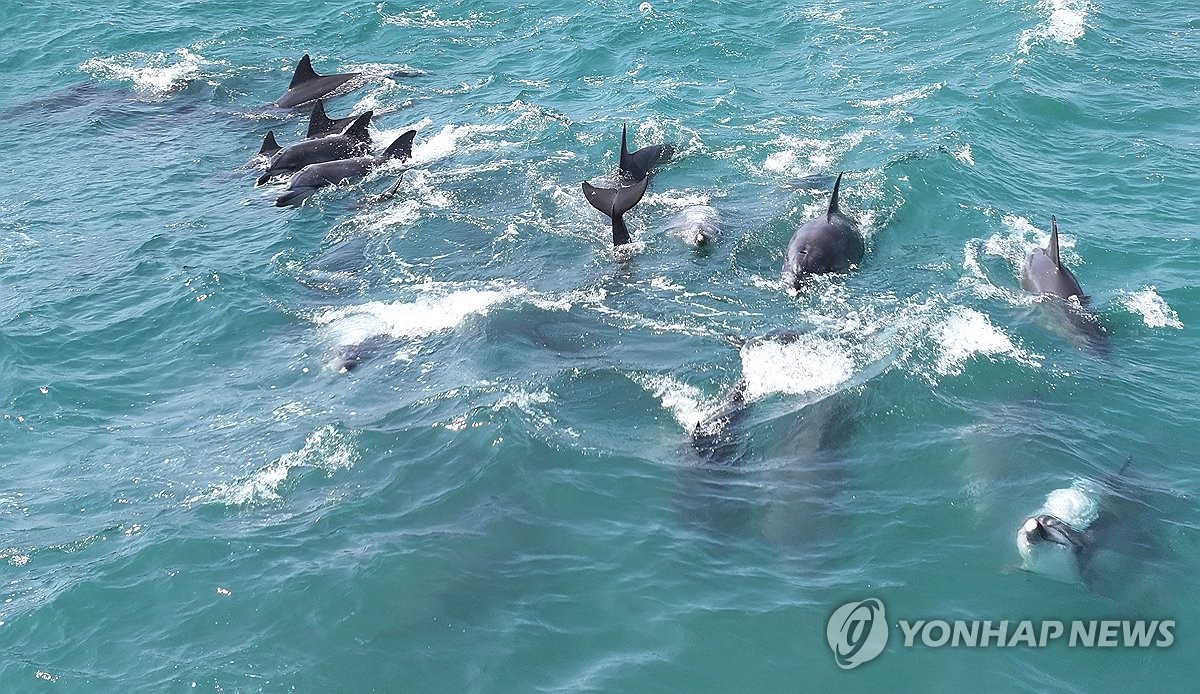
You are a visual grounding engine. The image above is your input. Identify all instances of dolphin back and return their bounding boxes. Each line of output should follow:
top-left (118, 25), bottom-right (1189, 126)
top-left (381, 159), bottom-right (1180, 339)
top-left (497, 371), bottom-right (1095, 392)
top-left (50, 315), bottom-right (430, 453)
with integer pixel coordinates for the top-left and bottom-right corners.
top-left (619, 123), bottom-right (671, 181)
top-left (306, 99), bottom-right (358, 139)
top-left (378, 130), bottom-right (417, 164)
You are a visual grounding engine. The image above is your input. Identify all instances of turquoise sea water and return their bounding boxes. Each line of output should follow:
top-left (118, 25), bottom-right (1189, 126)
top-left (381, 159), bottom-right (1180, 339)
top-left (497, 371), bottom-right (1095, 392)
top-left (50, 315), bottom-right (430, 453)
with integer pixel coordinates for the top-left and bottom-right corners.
top-left (3, 0), bottom-right (1200, 690)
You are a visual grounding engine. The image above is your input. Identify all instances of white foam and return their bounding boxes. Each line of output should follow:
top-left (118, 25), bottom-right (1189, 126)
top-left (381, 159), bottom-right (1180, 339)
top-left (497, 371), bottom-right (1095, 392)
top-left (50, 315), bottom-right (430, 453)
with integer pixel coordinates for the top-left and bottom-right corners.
top-left (196, 426), bottom-right (357, 506)
top-left (379, 7), bottom-right (497, 30)
top-left (739, 334), bottom-right (856, 402)
top-left (80, 48), bottom-right (208, 95)
top-left (850, 83), bottom-right (943, 109)
top-left (634, 374), bottom-right (711, 431)
top-left (1019, 0), bottom-right (1091, 54)
top-left (932, 307), bottom-right (1036, 376)
top-left (314, 284), bottom-right (525, 347)
top-left (1121, 286), bottom-right (1182, 329)
top-left (953, 144), bottom-right (975, 166)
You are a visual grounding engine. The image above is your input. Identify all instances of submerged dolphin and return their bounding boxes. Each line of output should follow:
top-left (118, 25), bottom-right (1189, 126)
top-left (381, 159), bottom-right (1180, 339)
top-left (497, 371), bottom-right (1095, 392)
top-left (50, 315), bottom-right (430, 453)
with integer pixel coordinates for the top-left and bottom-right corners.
top-left (1015, 462), bottom-right (1166, 596)
top-left (582, 176), bottom-right (650, 246)
top-left (256, 111), bottom-right (374, 185)
top-left (273, 54), bottom-right (361, 109)
top-left (619, 124), bottom-right (672, 182)
top-left (782, 172), bottom-right (865, 288)
top-left (1019, 216), bottom-right (1109, 354)
top-left (275, 130), bottom-right (416, 206)
top-left (665, 205), bottom-right (722, 247)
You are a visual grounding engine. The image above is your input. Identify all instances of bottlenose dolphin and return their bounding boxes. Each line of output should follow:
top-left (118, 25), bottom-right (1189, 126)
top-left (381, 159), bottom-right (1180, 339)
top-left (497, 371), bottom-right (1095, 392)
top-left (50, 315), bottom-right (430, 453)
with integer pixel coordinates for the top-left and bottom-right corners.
top-left (255, 100), bottom-right (359, 160)
top-left (681, 329), bottom-right (855, 551)
top-left (1019, 216), bottom-right (1109, 354)
top-left (1016, 462), bottom-right (1171, 597)
top-left (306, 98), bottom-right (358, 138)
top-left (619, 124), bottom-right (672, 182)
top-left (259, 131), bottom-right (282, 158)
top-left (256, 111), bottom-right (374, 185)
top-left (275, 130), bottom-right (416, 207)
top-left (273, 54), bottom-right (361, 109)
top-left (581, 176), bottom-right (651, 246)
top-left (665, 205), bottom-right (722, 247)
top-left (782, 173), bottom-right (865, 288)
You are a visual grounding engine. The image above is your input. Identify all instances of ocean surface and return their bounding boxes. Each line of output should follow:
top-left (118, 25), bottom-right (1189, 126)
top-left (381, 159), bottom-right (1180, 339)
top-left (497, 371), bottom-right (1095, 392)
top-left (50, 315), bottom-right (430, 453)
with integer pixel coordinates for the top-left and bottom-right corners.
top-left (2, 0), bottom-right (1199, 690)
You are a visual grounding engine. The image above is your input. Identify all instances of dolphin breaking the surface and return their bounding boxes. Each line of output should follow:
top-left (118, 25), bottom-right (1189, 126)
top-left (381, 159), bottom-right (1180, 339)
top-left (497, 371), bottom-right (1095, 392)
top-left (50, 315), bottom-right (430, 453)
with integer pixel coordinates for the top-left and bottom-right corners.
top-left (272, 54), bottom-right (361, 109)
top-left (782, 172), bottom-right (865, 288)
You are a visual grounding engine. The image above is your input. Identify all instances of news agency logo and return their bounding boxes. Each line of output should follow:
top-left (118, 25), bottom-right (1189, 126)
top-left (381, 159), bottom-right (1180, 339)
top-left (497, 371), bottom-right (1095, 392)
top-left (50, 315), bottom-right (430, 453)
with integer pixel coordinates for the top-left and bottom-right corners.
top-left (826, 599), bottom-right (889, 669)
top-left (826, 597), bottom-right (1176, 669)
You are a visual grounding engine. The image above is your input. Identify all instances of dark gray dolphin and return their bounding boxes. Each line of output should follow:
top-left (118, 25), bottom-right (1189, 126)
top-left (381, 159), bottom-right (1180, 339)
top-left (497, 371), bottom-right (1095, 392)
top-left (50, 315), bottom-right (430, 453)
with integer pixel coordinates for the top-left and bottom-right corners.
top-left (259, 131), bottom-right (282, 158)
top-left (581, 176), bottom-right (651, 246)
top-left (1019, 216), bottom-right (1109, 354)
top-left (255, 100), bottom-right (359, 160)
top-left (306, 98), bottom-right (359, 139)
top-left (1020, 216), bottom-right (1085, 299)
top-left (256, 111), bottom-right (374, 185)
top-left (273, 54), bottom-right (361, 109)
top-left (619, 124), bottom-right (673, 182)
top-left (782, 172), bottom-right (865, 288)
top-left (275, 130), bottom-right (416, 207)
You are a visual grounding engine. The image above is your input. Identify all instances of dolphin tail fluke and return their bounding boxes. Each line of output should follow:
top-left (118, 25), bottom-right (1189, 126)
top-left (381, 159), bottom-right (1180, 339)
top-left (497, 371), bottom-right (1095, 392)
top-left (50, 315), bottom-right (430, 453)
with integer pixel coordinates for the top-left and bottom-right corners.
top-left (380, 130), bottom-right (416, 163)
top-left (582, 176), bottom-right (650, 246)
top-left (827, 171), bottom-right (844, 221)
top-left (1049, 215), bottom-right (1062, 268)
top-left (289, 54), bottom-right (320, 89)
top-left (343, 111), bottom-right (375, 144)
top-left (259, 131), bottom-right (281, 156)
top-left (306, 99), bottom-right (334, 138)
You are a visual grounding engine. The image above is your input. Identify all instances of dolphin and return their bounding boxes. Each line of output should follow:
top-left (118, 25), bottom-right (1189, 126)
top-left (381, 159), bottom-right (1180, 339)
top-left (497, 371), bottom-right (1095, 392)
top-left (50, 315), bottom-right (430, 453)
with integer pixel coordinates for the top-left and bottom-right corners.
top-left (1019, 216), bottom-right (1109, 354)
top-left (619, 124), bottom-right (672, 182)
top-left (1020, 216), bottom-right (1085, 299)
top-left (256, 111), bottom-right (374, 185)
top-left (306, 98), bottom-right (359, 139)
top-left (665, 205), bottom-right (722, 247)
top-left (275, 130), bottom-right (416, 207)
top-left (1015, 461), bottom-right (1172, 599)
top-left (272, 54), bottom-right (361, 109)
top-left (782, 172), bottom-right (865, 288)
top-left (259, 131), bottom-right (282, 158)
top-left (255, 100), bottom-right (359, 160)
top-left (581, 176), bottom-right (651, 246)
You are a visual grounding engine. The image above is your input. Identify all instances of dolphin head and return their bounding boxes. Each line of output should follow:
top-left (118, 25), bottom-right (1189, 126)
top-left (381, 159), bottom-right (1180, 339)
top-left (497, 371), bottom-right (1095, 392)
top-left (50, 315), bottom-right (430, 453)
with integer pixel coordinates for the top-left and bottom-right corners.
top-left (1016, 514), bottom-right (1086, 584)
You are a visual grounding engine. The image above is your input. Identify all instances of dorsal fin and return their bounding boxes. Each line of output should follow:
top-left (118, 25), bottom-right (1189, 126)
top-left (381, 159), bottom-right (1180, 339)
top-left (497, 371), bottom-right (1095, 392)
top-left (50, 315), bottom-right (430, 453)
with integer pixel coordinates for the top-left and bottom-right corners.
top-left (306, 99), bottom-right (334, 139)
top-left (619, 124), bottom-right (632, 175)
top-left (827, 172), bottom-right (844, 222)
top-left (1049, 215), bottom-right (1062, 268)
top-left (259, 131), bottom-right (280, 156)
top-left (342, 111), bottom-right (374, 143)
top-left (379, 130), bottom-right (416, 163)
top-left (288, 54), bottom-right (320, 89)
